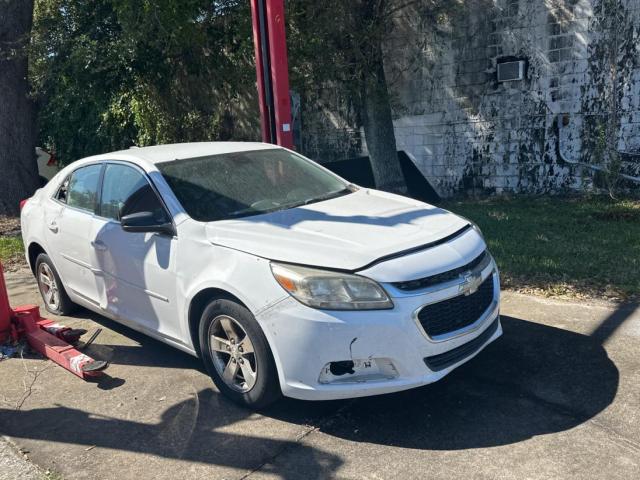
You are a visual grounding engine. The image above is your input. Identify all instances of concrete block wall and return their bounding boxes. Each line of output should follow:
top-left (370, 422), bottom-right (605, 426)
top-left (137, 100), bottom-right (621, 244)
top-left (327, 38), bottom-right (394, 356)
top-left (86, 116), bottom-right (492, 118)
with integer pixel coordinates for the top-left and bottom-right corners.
top-left (301, 0), bottom-right (640, 196)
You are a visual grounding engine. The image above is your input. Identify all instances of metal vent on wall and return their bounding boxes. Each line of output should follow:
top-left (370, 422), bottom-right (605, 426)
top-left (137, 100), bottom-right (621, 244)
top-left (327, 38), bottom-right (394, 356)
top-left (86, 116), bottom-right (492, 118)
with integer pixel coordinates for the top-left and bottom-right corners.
top-left (497, 60), bottom-right (525, 82)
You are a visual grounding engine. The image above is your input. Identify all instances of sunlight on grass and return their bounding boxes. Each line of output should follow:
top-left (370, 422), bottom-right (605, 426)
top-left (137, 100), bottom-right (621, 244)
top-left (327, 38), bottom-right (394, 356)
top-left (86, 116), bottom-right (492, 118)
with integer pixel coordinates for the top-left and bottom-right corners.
top-left (445, 196), bottom-right (640, 301)
top-left (0, 235), bottom-right (24, 267)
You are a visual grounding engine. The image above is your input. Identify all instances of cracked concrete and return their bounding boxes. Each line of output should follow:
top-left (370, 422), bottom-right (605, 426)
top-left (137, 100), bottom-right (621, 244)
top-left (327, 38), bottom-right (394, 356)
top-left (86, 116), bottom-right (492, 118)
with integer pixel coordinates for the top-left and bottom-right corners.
top-left (0, 267), bottom-right (639, 479)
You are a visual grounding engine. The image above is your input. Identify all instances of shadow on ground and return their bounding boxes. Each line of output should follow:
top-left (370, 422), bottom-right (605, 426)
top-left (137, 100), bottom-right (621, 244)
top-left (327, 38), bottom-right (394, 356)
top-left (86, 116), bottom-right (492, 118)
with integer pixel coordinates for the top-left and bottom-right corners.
top-left (271, 314), bottom-right (619, 450)
top-left (0, 314), bottom-right (619, 477)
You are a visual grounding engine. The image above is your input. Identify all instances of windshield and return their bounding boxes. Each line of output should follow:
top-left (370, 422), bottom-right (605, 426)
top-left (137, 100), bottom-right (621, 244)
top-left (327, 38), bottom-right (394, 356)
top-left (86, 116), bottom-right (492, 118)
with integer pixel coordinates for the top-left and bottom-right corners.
top-left (158, 148), bottom-right (352, 222)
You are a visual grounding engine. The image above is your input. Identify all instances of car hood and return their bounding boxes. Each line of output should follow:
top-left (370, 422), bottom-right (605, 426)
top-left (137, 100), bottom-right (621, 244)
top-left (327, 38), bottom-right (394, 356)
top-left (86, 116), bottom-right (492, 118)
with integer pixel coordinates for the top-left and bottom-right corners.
top-left (205, 189), bottom-right (469, 271)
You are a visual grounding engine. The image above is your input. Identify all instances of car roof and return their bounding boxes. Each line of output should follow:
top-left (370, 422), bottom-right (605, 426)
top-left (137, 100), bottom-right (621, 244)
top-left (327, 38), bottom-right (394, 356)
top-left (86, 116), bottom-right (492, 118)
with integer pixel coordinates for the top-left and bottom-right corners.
top-left (81, 142), bottom-right (280, 166)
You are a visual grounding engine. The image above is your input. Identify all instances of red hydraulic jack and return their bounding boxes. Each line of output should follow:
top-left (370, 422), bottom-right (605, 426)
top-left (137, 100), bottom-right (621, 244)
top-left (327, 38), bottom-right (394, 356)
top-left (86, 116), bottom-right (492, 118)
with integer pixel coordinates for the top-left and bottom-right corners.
top-left (0, 260), bottom-right (107, 379)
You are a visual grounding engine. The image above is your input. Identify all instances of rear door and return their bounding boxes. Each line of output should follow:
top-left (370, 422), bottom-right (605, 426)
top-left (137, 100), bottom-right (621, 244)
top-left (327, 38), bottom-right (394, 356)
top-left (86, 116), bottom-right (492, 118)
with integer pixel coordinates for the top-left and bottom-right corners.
top-left (91, 162), bottom-right (180, 340)
top-left (44, 163), bottom-right (104, 305)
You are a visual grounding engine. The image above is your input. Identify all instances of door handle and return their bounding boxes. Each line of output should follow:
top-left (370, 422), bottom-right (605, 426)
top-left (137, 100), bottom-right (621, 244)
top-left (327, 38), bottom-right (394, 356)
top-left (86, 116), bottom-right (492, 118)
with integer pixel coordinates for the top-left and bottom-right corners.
top-left (91, 240), bottom-right (108, 252)
top-left (47, 221), bottom-right (58, 233)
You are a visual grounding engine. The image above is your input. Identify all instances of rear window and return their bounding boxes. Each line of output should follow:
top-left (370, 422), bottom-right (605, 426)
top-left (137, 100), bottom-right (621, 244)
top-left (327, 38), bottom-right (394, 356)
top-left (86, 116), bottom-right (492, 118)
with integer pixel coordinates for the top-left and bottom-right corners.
top-left (66, 164), bottom-right (102, 212)
top-left (158, 149), bottom-right (351, 222)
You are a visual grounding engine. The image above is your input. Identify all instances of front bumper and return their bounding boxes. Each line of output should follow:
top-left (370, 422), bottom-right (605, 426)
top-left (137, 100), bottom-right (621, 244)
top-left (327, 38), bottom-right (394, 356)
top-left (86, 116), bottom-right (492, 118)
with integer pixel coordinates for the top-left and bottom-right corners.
top-left (256, 259), bottom-right (501, 401)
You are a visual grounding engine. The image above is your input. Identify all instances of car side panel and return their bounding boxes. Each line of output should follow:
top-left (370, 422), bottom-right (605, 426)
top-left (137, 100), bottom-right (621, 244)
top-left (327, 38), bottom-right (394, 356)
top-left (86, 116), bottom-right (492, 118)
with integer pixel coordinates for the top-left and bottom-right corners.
top-left (91, 216), bottom-right (182, 343)
top-left (42, 200), bottom-right (102, 305)
top-left (176, 219), bottom-right (289, 352)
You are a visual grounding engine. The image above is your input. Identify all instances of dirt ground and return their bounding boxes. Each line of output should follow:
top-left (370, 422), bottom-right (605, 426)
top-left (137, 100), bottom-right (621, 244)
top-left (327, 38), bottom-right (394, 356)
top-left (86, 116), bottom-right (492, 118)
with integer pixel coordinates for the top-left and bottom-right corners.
top-left (0, 217), bottom-right (20, 237)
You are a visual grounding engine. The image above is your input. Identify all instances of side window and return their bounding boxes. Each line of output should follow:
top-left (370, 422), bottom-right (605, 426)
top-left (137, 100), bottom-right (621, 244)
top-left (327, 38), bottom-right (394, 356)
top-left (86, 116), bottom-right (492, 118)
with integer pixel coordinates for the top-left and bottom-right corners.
top-left (56, 177), bottom-right (70, 203)
top-left (66, 164), bottom-right (102, 212)
top-left (100, 164), bottom-right (168, 222)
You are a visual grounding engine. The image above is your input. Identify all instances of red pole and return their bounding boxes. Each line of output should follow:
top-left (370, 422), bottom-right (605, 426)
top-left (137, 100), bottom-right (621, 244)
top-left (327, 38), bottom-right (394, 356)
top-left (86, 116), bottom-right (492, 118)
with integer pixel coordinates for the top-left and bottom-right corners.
top-left (250, 0), bottom-right (272, 144)
top-left (250, 0), bottom-right (294, 150)
top-left (0, 261), bottom-right (13, 342)
top-left (265, 0), bottom-right (294, 149)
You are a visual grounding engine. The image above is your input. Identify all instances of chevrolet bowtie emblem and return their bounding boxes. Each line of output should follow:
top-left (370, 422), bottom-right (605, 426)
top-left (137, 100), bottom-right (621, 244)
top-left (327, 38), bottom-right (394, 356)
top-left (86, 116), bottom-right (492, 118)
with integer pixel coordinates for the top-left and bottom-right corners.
top-left (459, 271), bottom-right (482, 295)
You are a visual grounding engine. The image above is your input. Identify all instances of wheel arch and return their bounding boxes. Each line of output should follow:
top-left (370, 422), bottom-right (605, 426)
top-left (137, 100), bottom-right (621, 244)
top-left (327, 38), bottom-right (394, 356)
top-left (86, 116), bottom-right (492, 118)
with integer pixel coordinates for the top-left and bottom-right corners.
top-left (27, 242), bottom-right (47, 274)
top-left (188, 287), bottom-right (248, 357)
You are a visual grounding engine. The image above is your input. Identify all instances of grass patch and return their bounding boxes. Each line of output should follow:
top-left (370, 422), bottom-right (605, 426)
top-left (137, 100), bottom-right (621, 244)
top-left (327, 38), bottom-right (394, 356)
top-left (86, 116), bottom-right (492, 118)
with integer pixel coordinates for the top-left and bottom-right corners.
top-left (444, 196), bottom-right (640, 302)
top-left (0, 235), bottom-right (25, 270)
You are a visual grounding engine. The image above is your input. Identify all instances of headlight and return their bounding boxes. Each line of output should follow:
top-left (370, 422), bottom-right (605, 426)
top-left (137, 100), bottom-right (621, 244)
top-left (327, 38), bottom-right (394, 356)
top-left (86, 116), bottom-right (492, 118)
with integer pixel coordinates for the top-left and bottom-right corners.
top-left (270, 263), bottom-right (394, 310)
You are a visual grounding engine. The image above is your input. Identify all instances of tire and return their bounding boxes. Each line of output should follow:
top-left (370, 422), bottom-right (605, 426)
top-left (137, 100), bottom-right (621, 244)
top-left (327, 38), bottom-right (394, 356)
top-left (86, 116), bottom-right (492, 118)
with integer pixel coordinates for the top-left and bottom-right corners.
top-left (35, 253), bottom-right (76, 315)
top-left (199, 297), bottom-right (282, 409)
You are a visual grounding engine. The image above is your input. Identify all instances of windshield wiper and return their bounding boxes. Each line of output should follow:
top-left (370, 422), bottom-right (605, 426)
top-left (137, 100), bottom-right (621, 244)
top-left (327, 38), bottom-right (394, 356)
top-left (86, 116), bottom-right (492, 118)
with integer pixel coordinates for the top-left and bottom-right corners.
top-left (222, 186), bottom-right (356, 220)
top-left (302, 187), bottom-right (354, 206)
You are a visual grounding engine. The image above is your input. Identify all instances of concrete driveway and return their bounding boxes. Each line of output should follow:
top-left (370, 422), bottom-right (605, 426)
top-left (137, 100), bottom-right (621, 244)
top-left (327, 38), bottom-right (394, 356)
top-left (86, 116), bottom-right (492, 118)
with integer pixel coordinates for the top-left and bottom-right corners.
top-left (1, 268), bottom-right (638, 479)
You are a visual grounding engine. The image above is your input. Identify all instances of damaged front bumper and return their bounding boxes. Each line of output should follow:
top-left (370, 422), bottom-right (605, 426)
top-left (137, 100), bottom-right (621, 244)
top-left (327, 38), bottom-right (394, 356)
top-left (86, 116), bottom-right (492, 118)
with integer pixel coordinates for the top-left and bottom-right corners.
top-left (256, 261), bottom-right (502, 401)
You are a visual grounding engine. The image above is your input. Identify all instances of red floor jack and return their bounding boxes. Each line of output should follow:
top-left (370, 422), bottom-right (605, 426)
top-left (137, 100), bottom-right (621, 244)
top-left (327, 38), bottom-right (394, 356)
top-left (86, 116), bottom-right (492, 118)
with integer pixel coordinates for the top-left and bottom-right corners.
top-left (0, 260), bottom-right (107, 379)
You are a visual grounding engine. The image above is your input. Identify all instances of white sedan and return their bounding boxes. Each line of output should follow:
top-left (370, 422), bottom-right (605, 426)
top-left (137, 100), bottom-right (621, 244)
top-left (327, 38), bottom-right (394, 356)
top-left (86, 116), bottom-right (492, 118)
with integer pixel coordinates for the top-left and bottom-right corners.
top-left (20, 143), bottom-right (501, 408)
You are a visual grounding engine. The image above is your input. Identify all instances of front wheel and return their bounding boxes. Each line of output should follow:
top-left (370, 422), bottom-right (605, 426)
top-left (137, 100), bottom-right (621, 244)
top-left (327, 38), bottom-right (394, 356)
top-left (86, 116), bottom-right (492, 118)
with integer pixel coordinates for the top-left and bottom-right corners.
top-left (199, 298), bottom-right (282, 409)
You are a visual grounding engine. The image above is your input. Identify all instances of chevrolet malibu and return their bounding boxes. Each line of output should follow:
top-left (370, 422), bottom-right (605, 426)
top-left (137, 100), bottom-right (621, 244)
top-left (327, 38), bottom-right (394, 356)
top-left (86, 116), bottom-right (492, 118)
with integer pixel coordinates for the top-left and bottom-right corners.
top-left (20, 143), bottom-right (501, 408)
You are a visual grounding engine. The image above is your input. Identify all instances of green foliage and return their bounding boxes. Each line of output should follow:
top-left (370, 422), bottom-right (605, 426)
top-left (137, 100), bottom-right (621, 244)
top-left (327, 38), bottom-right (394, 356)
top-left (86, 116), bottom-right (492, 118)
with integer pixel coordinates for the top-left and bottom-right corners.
top-left (29, 0), bottom-right (455, 168)
top-left (0, 235), bottom-right (24, 266)
top-left (287, 1), bottom-right (388, 109)
top-left (286, 1), bottom-right (457, 108)
top-left (285, 0), bottom-right (461, 175)
top-left (592, 120), bottom-right (624, 198)
top-left (30, 0), bottom-right (258, 165)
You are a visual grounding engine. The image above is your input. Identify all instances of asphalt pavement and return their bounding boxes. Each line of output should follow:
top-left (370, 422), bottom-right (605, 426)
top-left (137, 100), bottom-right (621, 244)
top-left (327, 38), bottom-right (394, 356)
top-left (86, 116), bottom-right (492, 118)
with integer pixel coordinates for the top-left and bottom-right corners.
top-left (0, 268), bottom-right (638, 479)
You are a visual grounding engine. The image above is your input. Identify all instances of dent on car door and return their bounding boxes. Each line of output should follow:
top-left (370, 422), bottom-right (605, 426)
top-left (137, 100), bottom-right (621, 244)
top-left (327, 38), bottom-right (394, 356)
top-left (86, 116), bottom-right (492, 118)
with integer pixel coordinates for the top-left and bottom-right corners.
top-left (91, 163), bottom-right (180, 340)
top-left (44, 163), bottom-right (104, 305)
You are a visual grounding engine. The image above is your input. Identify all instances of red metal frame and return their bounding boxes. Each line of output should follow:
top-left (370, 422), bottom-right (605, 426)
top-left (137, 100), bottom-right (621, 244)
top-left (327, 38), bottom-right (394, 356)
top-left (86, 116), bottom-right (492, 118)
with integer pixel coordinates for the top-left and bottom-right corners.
top-left (250, 0), bottom-right (294, 150)
top-left (250, 0), bottom-right (271, 144)
top-left (0, 262), bottom-right (13, 343)
top-left (0, 261), bottom-right (106, 380)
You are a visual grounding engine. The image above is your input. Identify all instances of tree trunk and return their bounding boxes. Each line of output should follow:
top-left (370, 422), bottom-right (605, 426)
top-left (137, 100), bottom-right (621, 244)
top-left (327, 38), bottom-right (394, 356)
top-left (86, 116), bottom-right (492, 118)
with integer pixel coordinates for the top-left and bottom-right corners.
top-left (361, 42), bottom-right (406, 194)
top-left (0, 0), bottom-right (38, 216)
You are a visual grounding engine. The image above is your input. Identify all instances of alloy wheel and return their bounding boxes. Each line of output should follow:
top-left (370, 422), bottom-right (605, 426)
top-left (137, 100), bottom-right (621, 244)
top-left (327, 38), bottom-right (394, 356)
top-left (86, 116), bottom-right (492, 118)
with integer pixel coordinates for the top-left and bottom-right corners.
top-left (208, 314), bottom-right (258, 392)
top-left (38, 263), bottom-right (60, 311)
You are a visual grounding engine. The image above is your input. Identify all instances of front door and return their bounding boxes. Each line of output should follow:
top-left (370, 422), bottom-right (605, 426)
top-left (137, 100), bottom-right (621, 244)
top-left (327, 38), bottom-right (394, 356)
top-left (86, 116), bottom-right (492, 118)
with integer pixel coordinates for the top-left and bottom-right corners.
top-left (91, 163), bottom-right (180, 341)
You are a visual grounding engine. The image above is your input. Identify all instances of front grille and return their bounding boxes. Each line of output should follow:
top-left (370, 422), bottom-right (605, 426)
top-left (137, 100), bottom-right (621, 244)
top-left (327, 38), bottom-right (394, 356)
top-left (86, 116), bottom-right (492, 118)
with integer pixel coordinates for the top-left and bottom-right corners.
top-left (417, 274), bottom-right (495, 338)
top-left (424, 317), bottom-right (499, 371)
top-left (393, 250), bottom-right (488, 291)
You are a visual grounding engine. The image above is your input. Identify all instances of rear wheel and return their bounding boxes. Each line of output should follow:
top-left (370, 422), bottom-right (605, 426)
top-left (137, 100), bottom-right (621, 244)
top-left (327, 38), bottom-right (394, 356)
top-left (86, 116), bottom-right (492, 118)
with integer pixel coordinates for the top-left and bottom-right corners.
top-left (199, 298), bottom-right (281, 409)
top-left (35, 253), bottom-right (76, 315)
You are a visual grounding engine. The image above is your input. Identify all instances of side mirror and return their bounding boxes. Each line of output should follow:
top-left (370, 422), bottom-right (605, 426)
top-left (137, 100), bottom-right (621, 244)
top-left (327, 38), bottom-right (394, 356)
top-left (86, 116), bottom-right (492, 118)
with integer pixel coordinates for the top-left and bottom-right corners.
top-left (120, 211), bottom-right (175, 236)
